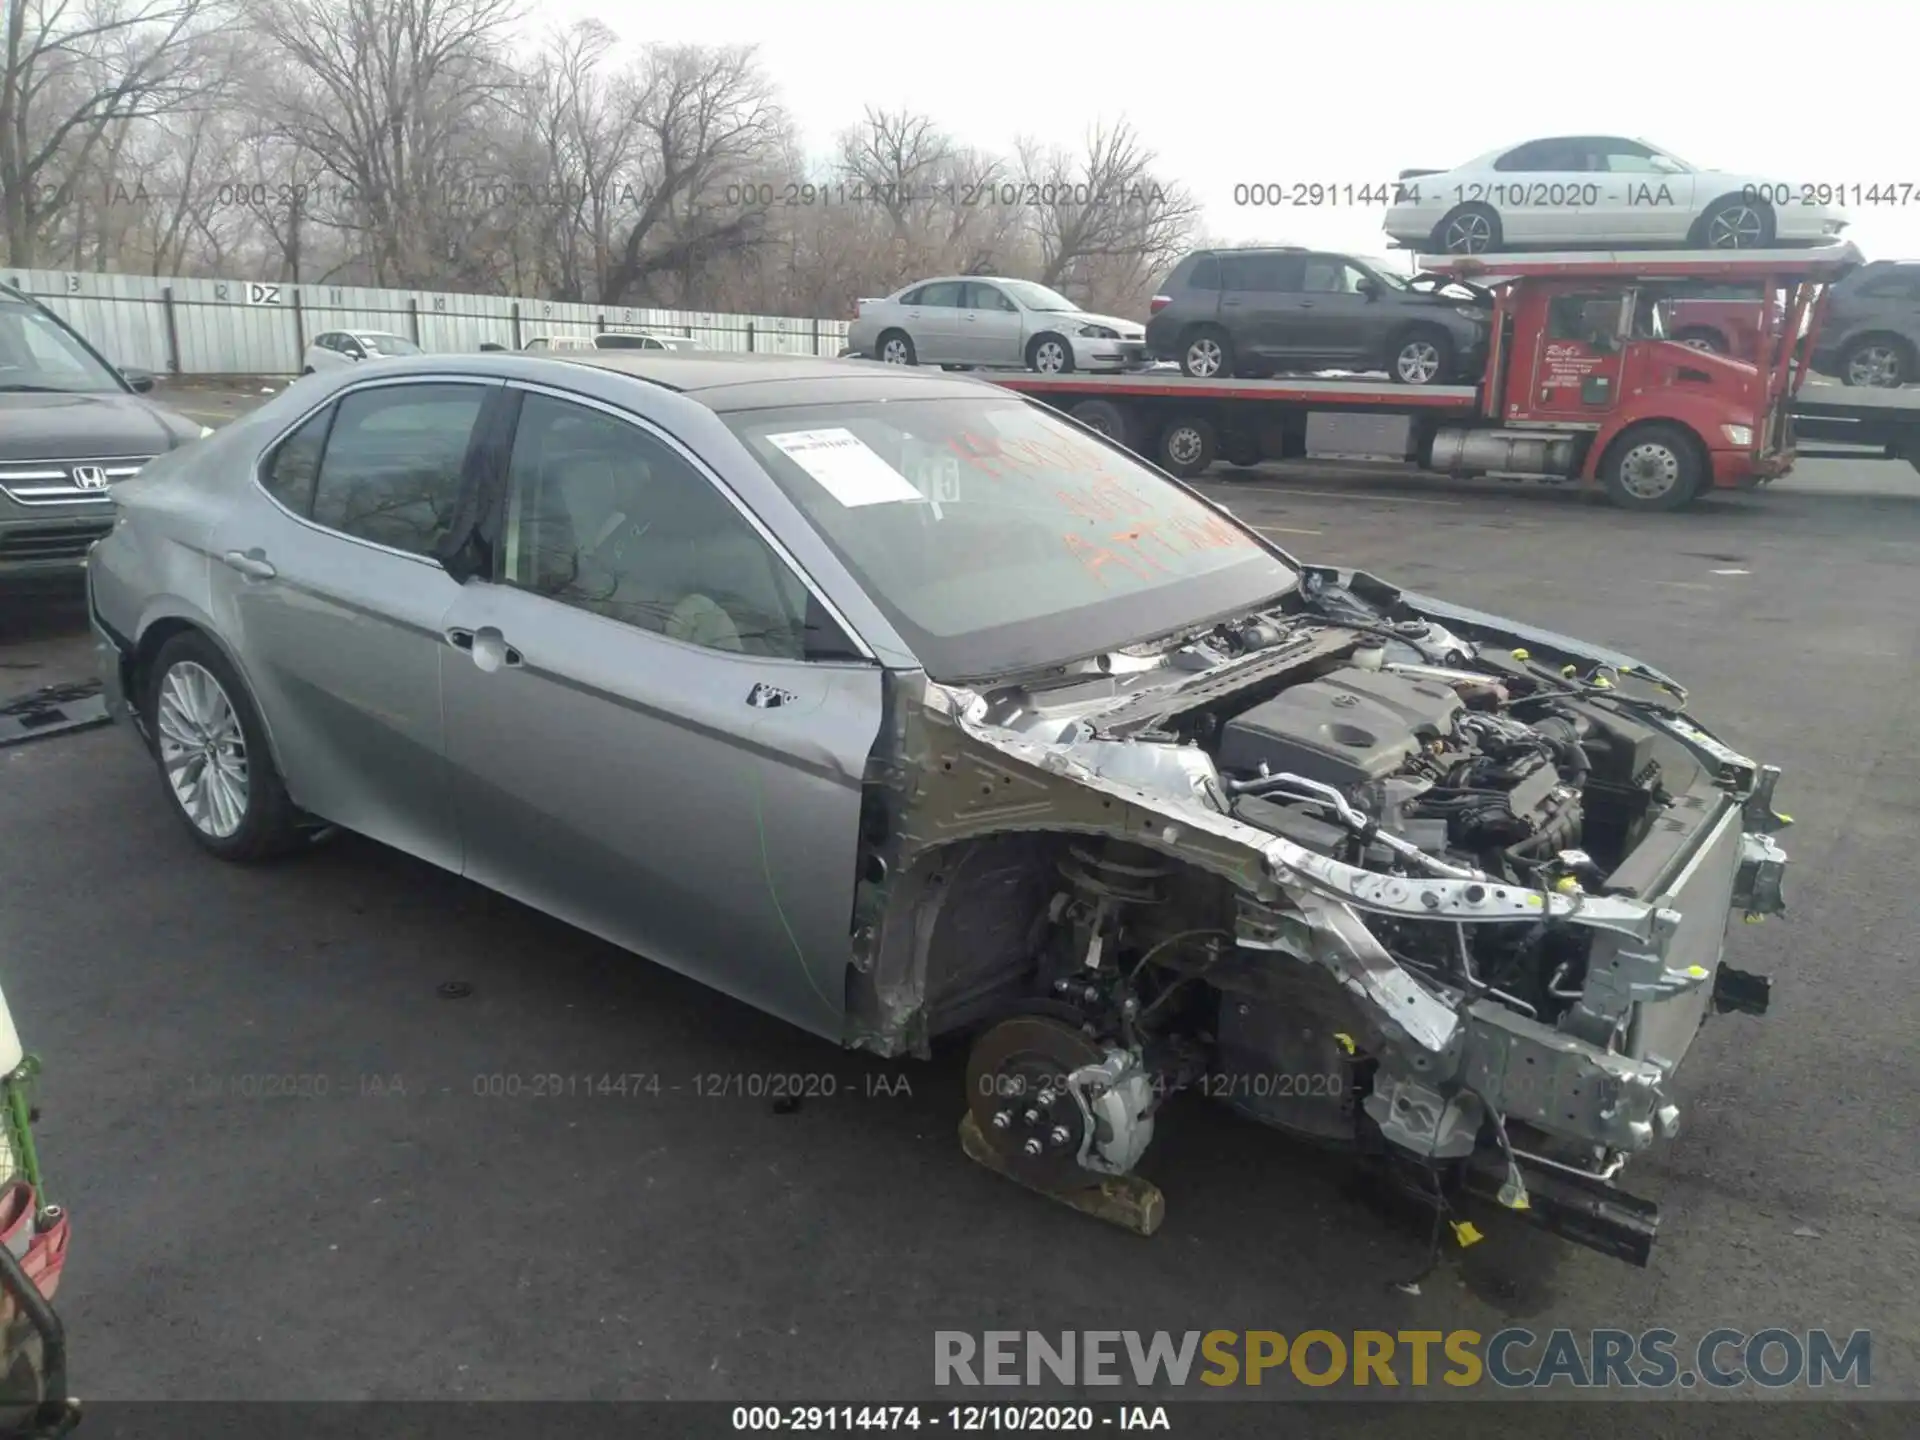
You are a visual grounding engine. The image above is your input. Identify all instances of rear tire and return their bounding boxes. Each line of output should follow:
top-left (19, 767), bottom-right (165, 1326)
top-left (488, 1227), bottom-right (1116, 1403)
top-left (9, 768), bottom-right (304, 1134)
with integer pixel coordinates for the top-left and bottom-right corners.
top-left (1389, 327), bottom-right (1453, 384)
top-left (1027, 334), bottom-right (1074, 374)
top-left (1157, 416), bottom-right (1217, 479)
top-left (1433, 203), bottom-right (1501, 255)
top-left (877, 330), bottom-right (917, 365)
top-left (144, 631), bottom-right (305, 861)
top-left (301, 366), bottom-right (315, 375)
top-left (1068, 398), bottom-right (1136, 450)
top-left (1598, 423), bottom-right (1706, 512)
top-left (1179, 326), bottom-right (1234, 379)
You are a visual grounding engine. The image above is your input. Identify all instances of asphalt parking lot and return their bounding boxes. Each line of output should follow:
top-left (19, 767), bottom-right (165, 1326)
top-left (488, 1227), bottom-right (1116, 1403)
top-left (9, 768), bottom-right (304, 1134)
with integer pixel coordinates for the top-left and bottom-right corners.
top-left (2, 384), bottom-right (1917, 1427)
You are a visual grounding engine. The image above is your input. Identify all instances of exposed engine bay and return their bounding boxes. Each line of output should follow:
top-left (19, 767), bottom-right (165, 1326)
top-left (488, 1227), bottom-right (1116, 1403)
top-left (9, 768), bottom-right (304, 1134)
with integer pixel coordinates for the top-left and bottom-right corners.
top-left (847, 567), bottom-right (1790, 1266)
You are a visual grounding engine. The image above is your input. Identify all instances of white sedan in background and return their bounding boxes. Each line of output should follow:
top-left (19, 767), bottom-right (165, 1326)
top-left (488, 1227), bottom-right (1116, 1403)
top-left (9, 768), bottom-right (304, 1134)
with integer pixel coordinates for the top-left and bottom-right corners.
top-left (1384, 135), bottom-right (1849, 255)
top-left (300, 329), bottom-right (424, 373)
top-left (846, 276), bottom-right (1146, 373)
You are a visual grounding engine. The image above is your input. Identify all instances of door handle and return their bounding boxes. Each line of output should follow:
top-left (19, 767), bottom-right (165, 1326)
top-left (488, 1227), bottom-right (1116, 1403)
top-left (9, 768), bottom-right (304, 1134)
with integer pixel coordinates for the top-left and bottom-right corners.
top-left (1221, 299), bottom-right (1244, 308)
top-left (961, 314), bottom-right (977, 322)
top-left (1298, 301), bottom-right (1317, 309)
top-left (221, 550), bottom-right (276, 580)
top-left (448, 626), bottom-right (522, 671)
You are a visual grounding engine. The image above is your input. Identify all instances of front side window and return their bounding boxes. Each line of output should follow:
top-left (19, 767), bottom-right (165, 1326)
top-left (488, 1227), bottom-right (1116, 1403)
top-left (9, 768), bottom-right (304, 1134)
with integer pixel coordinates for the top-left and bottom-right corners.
top-left (1302, 258), bottom-right (1368, 294)
top-left (723, 396), bottom-right (1295, 681)
top-left (0, 298), bottom-right (125, 393)
top-left (307, 384), bottom-right (487, 555)
top-left (498, 394), bottom-right (818, 660)
top-left (1547, 290), bottom-right (1629, 344)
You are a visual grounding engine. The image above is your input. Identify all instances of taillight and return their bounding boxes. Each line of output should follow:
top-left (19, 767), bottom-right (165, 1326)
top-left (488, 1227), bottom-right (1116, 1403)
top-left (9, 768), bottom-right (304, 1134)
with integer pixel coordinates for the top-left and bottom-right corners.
top-left (1150, 295), bottom-right (1171, 314)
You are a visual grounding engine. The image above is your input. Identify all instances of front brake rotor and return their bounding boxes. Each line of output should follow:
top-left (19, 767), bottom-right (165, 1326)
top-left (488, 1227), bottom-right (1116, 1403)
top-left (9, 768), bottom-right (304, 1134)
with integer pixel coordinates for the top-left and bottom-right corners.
top-left (965, 1014), bottom-right (1107, 1192)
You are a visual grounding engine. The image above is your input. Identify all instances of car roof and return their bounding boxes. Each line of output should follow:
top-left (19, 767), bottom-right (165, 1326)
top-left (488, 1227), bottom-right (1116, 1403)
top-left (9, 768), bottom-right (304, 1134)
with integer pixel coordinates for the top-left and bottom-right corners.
top-left (349, 351), bottom-right (996, 412)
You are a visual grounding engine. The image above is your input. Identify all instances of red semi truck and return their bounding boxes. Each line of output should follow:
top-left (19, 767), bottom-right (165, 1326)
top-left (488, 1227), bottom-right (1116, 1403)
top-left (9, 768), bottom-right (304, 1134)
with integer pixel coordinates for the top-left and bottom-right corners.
top-left (991, 243), bottom-right (1917, 511)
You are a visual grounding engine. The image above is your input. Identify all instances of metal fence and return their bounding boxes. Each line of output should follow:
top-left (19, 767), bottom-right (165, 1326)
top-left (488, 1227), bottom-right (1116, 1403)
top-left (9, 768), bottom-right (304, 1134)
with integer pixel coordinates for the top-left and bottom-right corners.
top-left (3, 267), bottom-right (852, 377)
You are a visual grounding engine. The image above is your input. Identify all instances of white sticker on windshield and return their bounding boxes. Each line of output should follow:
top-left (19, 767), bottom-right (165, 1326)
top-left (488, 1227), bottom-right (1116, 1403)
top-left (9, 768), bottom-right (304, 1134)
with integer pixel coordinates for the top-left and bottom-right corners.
top-left (766, 428), bottom-right (926, 508)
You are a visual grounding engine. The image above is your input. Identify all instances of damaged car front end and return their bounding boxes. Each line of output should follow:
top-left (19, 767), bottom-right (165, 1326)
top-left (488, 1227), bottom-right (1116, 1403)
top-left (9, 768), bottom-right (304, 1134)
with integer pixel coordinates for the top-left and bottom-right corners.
top-left (843, 564), bottom-right (1787, 1266)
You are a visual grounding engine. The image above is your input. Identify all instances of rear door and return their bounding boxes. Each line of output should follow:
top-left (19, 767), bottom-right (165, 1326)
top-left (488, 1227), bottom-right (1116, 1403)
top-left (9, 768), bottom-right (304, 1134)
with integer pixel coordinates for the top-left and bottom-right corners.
top-left (899, 281), bottom-right (964, 363)
top-left (205, 377), bottom-right (496, 871)
top-left (1217, 252), bottom-right (1304, 365)
top-left (957, 281), bottom-right (1025, 365)
top-left (1489, 137), bottom-right (1598, 245)
top-left (436, 385), bottom-right (885, 1039)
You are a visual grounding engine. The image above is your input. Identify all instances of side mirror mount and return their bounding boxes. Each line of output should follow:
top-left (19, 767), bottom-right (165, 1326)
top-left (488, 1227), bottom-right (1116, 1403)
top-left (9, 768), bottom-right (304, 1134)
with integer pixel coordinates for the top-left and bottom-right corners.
top-left (121, 366), bottom-right (156, 393)
top-left (1355, 278), bottom-right (1379, 301)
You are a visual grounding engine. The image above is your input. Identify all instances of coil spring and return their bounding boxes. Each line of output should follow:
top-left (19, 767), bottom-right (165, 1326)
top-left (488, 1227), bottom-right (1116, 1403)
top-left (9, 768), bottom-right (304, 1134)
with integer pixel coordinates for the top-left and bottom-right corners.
top-left (1057, 843), bottom-right (1173, 906)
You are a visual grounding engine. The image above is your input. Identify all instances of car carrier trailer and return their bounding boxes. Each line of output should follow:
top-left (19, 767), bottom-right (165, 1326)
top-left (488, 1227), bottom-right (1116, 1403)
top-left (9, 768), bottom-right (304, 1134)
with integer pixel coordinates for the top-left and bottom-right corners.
top-left (991, 243), bottom-right (1920, 511)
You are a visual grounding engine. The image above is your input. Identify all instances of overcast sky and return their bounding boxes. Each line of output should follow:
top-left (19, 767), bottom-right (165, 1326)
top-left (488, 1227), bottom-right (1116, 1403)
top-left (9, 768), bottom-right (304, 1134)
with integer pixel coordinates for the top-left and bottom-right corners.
top-left (531, 0), bottom-right (1918, 267)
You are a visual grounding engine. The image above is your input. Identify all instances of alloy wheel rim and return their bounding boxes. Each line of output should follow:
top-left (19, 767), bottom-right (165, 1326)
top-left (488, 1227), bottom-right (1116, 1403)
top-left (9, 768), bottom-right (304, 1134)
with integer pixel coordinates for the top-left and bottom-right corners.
top-left (1620, 443), bottom-right (1681, 499)
top-left (882, 339), bottom-right (909, 363)
top-left (1036, 341), bottom-right (1066, 372)
top-left (1705, 207), bottom-right (1764, 248)
top-left (1398, 342), bottom-right (1441, 383)
top-left (1445, 214), bottom-right (1492, 253)
top-left (156, 661), bottom-right (250, 838)
top-left (1848, 346), bottom-right (1900, 386)
top-left (1188, 339), bottom-right (1221, 376)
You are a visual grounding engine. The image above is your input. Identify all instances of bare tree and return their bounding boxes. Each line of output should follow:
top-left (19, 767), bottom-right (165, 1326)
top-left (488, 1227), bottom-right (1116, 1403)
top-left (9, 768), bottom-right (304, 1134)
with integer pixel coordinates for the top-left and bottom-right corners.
top-left (598, 43), bottom-right (784, 306)
top-left (1, 0), bottom-right (219, 265)
top-left (248, 0), bottom-right (525, 287)
top-left (1016, 120), bottom-right (1199, 295)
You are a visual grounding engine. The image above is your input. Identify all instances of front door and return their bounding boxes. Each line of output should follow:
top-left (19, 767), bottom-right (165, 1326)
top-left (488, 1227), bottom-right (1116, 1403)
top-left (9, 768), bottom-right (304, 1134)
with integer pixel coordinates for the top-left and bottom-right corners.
top-left (957, 281), bottom-right (1026, 366)
top-left (205, 378), bottom-right (495, 871)
top-left (1292, 255), bottom-right (1390, 368)
top-left (1524, 288), bottom-right (1629, 421)
top-left (437, 387), bottom-right (885, 1040)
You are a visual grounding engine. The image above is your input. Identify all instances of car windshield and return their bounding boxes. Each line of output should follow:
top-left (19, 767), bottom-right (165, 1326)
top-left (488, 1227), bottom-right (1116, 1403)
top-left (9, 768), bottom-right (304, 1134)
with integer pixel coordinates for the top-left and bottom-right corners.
top-left (595, 334), bottom-right (658, 349)
top-left (723, 395), bottom-right (1297, 681)
top-left (0, 298), bottom-right (126, 393)
top-left (999, 281), bottom-right (1081, 313)
top-left (359, 334), bottom-right (421, 356)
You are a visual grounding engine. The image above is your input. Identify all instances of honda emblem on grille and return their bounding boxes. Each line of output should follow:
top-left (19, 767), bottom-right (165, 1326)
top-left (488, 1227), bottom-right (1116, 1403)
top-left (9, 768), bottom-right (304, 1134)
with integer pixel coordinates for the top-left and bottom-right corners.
top-left (70, 465), bottom-right (108, 490)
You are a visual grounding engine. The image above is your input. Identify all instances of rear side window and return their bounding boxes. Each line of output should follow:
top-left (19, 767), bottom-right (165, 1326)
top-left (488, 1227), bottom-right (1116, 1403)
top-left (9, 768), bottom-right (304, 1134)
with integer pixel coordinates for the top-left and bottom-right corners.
top-left (1184, 256), bottom-right (1220, 290)
top-left (1496, 139), bottom-right (1580, 172)
top-left (1858, 269), bottom-right (1920, 301)
top-left (260, 408), bottom-right (334, 515)
top-left (1219, 253), bottom-right (1300, 292)
top-left (308, 383), bottom-right (488, 556)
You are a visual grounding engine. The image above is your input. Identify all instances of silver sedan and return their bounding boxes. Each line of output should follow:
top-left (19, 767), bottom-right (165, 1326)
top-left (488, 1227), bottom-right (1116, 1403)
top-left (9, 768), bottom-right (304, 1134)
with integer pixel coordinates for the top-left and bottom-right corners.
top-left (846, 276), bottom-right (1146, 372)
top-left (87, 351), bottom-right (1788, 1263)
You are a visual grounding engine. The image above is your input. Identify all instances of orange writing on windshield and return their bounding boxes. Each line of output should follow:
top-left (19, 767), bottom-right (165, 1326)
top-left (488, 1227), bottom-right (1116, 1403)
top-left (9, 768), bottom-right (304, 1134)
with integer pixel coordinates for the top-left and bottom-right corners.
top-left (1062, 532), bottom-right (1157, 586)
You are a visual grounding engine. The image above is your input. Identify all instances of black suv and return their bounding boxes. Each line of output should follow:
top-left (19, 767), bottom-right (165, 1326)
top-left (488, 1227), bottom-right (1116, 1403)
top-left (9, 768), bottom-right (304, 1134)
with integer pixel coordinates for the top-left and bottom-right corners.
top-left (1146, 247), bottom-right (1491, 385)
top-left (1808, 260), bottom-right (1920, 387)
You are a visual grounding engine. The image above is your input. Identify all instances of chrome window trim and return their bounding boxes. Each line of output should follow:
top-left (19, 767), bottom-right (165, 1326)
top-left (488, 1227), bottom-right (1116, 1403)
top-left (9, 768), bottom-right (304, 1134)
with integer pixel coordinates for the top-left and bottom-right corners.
top-left (248, 373), bottom-right (503, 569)
top-left (501, 379), bottom-right (878, 664)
